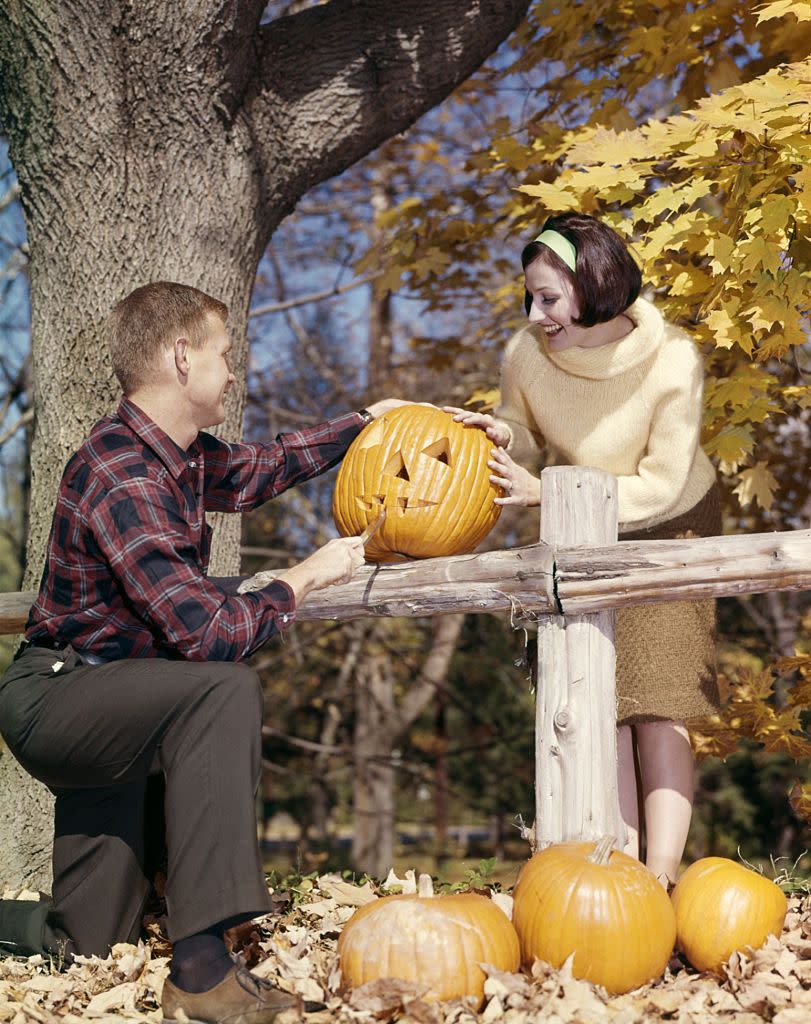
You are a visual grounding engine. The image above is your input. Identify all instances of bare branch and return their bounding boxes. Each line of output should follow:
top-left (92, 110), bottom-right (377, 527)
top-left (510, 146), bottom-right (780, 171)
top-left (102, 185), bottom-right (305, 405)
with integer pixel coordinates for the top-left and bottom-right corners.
top-left (0, 407), bottom-right (32, 449)
top-left (0, 182), bottom-right (20, 213)
top-left (249, 272), bottom-right (379, 317)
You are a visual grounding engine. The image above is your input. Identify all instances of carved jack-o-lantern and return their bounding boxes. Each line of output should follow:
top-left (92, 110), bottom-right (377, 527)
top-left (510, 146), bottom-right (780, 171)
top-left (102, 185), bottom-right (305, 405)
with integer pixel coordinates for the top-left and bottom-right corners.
top-left (333, 405), bottom-right (501, 562)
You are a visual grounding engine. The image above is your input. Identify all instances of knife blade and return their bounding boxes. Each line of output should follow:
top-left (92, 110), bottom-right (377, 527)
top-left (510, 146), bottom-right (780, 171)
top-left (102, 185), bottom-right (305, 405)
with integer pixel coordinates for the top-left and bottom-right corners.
top-left (359, 508), bottom-right (387, 545)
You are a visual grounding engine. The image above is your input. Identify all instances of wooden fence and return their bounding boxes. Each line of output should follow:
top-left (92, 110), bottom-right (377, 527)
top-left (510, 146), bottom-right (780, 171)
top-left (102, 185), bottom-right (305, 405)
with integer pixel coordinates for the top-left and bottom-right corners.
top-left (2, 465), bottom-right (810, 849)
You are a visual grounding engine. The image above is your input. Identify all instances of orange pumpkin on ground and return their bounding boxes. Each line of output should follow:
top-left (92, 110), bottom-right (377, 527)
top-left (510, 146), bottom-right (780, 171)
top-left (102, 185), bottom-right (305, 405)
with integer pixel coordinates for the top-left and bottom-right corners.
top-left (337, 873), bottom-right (520, 1007)
top-left (332, 404), bottom-right (501, 562)
top-left (512, 836), bottom-right (676, 994)
top-left (670, 856), bottom-right (787, 974)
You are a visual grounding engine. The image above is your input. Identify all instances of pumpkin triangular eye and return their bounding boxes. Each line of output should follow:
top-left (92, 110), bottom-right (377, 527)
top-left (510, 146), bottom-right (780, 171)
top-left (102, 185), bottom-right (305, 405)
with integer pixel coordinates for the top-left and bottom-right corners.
top-left (383, 451), bottom-right (410, 480)
top-left (421, 437), bottom-right (451, 467)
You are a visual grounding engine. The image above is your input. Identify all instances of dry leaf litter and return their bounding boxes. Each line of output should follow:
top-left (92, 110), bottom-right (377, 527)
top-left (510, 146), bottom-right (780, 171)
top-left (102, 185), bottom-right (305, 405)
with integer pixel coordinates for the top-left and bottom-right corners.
top-left (1, 873), bottom-right (810, 1023)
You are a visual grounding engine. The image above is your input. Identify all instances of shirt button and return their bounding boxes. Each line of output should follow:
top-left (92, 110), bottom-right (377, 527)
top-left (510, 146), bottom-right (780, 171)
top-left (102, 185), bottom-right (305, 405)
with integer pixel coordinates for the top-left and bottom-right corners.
top-left (188, 460), bottom-right (197, 469)
top-left (281, 614), bottom-right (289, 624)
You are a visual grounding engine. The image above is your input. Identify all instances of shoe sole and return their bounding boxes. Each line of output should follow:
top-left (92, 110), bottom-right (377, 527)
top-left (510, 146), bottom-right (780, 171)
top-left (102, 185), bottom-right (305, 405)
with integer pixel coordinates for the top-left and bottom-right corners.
top-left (161, 1001), bottom-right (322, 1022)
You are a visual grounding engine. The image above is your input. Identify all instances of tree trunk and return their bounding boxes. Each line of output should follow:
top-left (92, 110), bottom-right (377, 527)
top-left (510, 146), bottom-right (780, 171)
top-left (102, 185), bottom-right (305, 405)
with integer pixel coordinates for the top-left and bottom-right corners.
top-left (351, 614), bottom-right (465, 877)
top-left (434, 689), bottom-right (449, 870)
top-left (352, 633), bottom-right (397, 876)
top-left (0, 744), bottom-right (54, 891)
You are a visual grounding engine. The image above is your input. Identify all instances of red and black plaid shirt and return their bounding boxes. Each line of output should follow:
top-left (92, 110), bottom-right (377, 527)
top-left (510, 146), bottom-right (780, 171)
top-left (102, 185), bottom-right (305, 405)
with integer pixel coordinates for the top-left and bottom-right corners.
top-left (26, 397), bottom-right (363, 661)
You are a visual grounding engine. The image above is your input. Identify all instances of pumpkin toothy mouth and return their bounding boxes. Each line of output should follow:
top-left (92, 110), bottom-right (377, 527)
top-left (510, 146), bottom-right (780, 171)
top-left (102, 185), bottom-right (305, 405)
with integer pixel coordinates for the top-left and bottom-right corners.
top-left (355, 495), bottom-right (438, 512)
top-left (353, 440), bottom-right (448, 514)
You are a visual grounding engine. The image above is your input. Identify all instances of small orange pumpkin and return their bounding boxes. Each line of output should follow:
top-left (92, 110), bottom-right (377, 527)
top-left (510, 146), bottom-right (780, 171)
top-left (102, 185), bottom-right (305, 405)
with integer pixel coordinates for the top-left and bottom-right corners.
top-left (512, 836), bottom-right (676, 994)
top-left (333, 405), bottom-right (501, 562)
top-left (670, 857), bottom-right (787, 974)
top-left (337, 873), bottom-right (520, 1007)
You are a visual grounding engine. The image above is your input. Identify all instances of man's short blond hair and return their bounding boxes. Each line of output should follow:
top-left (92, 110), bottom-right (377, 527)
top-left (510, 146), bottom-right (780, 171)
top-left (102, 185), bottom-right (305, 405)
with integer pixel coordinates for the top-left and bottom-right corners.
top-left (108, 282), bottom-right (229, 395)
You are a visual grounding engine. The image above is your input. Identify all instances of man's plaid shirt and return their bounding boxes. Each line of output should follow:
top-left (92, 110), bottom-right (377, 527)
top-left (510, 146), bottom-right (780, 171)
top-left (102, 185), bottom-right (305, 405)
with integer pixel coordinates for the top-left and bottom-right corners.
top-left (26, 397), bottom-right (363, 661)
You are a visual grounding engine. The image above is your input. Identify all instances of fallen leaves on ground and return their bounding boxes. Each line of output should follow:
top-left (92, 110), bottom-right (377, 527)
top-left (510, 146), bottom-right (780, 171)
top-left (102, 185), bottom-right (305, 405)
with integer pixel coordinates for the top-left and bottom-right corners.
top-left (0, 876), bottom-right (809, 1023)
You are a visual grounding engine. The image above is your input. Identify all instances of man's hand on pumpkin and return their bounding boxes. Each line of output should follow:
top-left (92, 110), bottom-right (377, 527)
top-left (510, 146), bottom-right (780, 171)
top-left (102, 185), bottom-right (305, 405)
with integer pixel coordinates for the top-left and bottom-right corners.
top-left (443, 407), bottom-right (511, 448)
top-left (487, 447), bottom-right (541, 507)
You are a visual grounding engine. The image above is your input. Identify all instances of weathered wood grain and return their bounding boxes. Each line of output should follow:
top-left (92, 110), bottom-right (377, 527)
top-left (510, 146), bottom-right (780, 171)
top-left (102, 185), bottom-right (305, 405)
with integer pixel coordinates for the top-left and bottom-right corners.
top-left (535, 467), bottom-right (626, 849)
top-left (555, 529), bottom-right (811, 612)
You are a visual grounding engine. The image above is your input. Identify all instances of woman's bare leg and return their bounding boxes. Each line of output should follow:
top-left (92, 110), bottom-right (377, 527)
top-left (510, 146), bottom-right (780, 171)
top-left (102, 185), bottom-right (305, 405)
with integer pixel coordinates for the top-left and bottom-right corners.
top-left (617, 724), bottom-right (640, 859)
top-left (636, 720), bottom-right (694, 886)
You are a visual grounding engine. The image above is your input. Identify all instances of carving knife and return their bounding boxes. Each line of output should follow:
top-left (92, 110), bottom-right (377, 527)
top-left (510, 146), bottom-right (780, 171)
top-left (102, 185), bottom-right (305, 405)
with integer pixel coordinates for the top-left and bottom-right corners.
top-left (359, 508), bottom-right (387, 545)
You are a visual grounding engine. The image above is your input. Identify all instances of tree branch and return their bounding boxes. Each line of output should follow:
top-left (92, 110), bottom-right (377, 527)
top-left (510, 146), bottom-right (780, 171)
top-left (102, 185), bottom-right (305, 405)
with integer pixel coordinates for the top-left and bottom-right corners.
top-left (246, 0), bottom-right (531, 236)
top-left (0, 407), bottom-right (32, 449)
top-left (248, 271), bottom-right (379, 317)
top-left (393, 613), bottom-right (465, 734)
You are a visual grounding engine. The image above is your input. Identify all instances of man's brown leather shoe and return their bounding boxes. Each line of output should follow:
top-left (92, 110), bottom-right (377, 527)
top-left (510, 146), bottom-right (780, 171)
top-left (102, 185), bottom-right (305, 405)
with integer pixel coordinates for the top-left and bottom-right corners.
top-left (162, 962), bottom-right (302, 1023)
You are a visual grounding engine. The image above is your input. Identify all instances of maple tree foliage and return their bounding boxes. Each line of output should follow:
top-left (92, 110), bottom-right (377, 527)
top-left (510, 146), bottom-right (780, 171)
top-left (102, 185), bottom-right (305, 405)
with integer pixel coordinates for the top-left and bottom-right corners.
top-left (365, 0), bottom-right (811, 502)
top-left (354, 1), bottom-right (811, 823)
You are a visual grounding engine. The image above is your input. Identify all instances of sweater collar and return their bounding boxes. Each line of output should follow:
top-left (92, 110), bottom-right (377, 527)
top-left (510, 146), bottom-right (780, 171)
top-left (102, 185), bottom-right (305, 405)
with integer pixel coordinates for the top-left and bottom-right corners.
top-left (538, 296), bottom-right (664, 379)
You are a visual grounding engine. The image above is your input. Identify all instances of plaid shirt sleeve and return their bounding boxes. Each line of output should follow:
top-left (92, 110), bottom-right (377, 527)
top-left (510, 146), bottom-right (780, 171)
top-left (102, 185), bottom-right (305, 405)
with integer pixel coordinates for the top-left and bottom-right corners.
top-left (200, 412), bottom-right (364, 512)
top-left (87, 476), bottom-right (296, 661)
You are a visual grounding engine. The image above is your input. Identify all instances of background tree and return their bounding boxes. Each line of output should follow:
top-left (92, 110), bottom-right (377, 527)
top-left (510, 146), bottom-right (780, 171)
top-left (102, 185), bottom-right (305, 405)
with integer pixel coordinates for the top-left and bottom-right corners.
top-left (0, 0), bottom-right (531, 889)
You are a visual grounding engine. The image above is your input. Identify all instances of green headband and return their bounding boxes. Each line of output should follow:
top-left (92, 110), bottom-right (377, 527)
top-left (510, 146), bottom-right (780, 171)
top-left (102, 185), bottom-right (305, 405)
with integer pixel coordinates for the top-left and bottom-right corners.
top-left (533, 230), bottom-right (577, 273)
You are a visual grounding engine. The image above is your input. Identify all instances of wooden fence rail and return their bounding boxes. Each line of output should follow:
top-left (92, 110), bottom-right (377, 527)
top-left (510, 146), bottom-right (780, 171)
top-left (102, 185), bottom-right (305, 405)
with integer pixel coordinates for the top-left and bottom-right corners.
top-left (2, 526), bottom-right (809, 633)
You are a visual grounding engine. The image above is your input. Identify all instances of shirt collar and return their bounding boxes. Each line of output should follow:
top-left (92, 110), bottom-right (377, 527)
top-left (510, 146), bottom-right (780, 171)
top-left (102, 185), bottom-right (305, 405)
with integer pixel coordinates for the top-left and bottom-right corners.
top-left (116, 397), bottom-right (199, 480)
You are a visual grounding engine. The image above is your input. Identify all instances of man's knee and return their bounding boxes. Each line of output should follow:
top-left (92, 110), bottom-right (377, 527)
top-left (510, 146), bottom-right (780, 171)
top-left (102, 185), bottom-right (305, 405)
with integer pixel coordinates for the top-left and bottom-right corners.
top-left (205, 662), bottom-right (263, 726)
top-left (227, 661), bottom-right (261, 700)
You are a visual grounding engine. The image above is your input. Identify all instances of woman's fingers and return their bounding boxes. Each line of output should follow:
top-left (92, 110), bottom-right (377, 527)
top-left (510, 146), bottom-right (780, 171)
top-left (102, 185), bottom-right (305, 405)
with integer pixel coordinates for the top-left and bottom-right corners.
top-left (443, 407), bottom-right (510, 447)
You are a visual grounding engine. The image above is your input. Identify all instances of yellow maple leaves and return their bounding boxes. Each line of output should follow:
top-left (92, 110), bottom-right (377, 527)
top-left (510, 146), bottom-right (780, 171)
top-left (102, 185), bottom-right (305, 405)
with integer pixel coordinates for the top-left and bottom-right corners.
top-left (691, 653), bottom-right (811, 822)
top-left (733, 462), bottom-right (779, 511)
top-left (756, 0), bottom-right (811, 25)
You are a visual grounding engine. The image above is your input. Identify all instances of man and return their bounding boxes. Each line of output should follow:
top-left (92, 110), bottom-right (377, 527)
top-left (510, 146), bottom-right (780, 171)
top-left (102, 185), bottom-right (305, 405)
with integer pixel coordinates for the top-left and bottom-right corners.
top-left (0, 281), bottom-right (405, 1023)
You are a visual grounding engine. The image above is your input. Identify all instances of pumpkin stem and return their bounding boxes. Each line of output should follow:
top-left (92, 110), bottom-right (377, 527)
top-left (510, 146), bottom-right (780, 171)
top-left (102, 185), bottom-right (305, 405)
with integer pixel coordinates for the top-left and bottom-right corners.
top-left (417, 873), bottom-right (435, 898)
top-left (587, 835), bottom-right (617, 866)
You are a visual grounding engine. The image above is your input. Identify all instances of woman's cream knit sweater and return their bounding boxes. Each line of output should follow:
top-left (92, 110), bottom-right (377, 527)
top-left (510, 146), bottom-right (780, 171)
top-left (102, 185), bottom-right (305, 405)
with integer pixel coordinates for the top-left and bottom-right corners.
top-left (496, 296), bottom-right (717, 531)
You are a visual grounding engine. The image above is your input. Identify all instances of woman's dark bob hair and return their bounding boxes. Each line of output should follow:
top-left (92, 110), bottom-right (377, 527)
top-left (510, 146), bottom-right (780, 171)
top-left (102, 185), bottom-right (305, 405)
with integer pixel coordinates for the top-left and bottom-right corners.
top-left (522, 213), bottom-right (641, 327)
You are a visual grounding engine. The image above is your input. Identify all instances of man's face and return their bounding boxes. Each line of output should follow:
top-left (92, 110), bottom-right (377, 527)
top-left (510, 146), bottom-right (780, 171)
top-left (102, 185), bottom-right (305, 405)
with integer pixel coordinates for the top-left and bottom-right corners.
top-left (188, 313), bottom-right (236, 429)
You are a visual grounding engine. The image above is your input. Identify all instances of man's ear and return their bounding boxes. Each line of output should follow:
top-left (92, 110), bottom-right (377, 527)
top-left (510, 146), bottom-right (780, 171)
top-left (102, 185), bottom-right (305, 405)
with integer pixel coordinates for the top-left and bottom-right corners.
top-left (173, 337), bottom-right (191, 377)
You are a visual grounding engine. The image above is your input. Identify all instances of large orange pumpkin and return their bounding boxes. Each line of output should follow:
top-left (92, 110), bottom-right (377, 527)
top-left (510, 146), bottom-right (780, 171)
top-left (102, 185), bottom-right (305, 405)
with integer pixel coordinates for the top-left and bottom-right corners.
top-left (337, 874), bottom-right (520, 1007)
top-left (512, 836), bottom-right (677, 994)
top-left (333, 405), bottom-right (501, 562)
top-left (670, 857), bottom-right (787, 974)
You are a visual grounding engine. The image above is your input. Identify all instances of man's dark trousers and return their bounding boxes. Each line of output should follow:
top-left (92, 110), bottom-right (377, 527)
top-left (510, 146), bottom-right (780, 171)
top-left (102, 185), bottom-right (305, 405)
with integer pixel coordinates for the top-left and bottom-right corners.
top-left (0, 645), bottom-right (271, 958)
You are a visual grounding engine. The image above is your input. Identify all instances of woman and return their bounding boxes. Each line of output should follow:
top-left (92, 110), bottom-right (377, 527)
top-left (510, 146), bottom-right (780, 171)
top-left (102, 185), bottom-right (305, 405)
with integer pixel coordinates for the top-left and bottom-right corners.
top-left (449, 212), bottom-right (720, 885)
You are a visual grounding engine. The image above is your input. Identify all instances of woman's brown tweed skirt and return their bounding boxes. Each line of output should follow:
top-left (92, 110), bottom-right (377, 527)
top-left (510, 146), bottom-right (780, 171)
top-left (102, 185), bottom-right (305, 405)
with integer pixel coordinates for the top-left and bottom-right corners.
top-left (615, 484), bottom-right (722, 726)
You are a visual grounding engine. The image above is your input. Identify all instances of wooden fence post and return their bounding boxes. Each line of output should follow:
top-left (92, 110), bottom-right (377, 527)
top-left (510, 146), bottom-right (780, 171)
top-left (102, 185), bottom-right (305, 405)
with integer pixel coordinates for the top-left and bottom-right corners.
top-left (534, 466), bottom-right (627, 849)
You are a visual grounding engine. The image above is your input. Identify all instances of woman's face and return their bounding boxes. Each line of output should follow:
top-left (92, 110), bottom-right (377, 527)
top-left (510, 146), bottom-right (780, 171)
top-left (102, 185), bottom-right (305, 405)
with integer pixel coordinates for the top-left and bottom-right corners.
top-left (524, 257), bottom-right (587, 351)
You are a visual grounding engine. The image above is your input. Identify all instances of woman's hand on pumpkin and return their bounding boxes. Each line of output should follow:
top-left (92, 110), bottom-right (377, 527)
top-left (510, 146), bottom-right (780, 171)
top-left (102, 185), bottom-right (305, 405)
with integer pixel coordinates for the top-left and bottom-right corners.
top-left (443, 407), bottom-right (511, 448)
top-left (488, 447), bottom-right (541, 506)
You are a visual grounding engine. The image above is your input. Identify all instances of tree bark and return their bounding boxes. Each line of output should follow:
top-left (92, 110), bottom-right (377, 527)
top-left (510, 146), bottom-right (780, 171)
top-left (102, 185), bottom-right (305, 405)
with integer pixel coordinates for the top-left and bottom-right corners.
top-left (352, 630), bottom-right (397, 876)
top-left (0, 0), bottom-right (530, 889)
